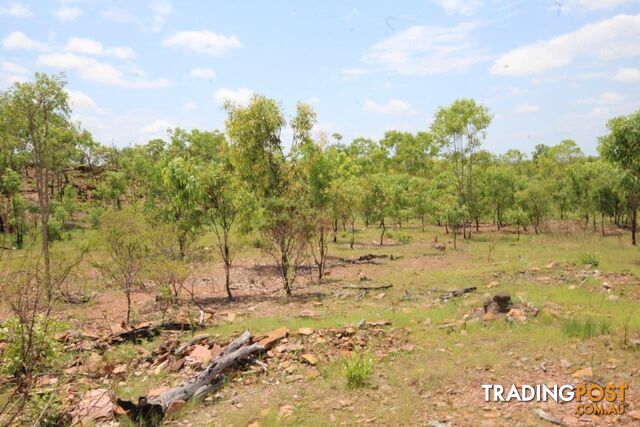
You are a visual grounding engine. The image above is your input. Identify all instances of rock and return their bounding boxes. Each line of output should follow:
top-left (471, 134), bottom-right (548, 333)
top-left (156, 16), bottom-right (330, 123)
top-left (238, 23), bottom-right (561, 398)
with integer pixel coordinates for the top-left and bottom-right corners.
top-left (166, 400), bottom-right (186, 415)
top-left (301, 354), bottom-right (318, 365)
top-left (546, 262), bottom-right (556, 269)
top-left (86, 352), bottom-right (105, 374)
top-left (278, 404), bottom-right (295, 418)
top-left (532, 408), bottom-right (563, 425)
top-left (298, 327), bottom-right (314, 336)
top-left (486, 281), bottom-right (500, 289)
top-left (401, 343), bottom-right (415, 352)
top-left (629, 410), bottom-right (640, 421)
top-left (507, 308), bottom-right (525, 321)
top-left (257, 327), bottom-right (289, 349)
top-left (190, 345), bottom-right (213, 366)
top-left (484, 293), bottom-right (512, 314)
top-left (70, 389), bottom-right (113, 425)
top-left (572, 367), bottom-right (593, 378)
top-left (210, 343), bottom-right (223, 359)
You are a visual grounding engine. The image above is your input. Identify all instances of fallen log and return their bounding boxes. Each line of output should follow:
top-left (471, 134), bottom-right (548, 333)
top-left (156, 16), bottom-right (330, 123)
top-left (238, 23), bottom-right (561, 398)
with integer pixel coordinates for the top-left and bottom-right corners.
top-left (108, 322), bottom-right (205, 345)
top-left (116, 330), bottom-right (265, 424)
top-left (340, 254), bottom-right (389, 265)
top-left (439, 286), bottom-right (477, 302)
top-left (342, 284), bottom-right (393, 291)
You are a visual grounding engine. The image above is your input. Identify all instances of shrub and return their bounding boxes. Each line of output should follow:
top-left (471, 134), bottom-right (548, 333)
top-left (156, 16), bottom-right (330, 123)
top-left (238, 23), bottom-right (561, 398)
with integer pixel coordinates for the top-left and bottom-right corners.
top-left (397, 233), bottom-right (412, 244)
top-left (578, 252), bottom-right (600, 268)
top-left (88, 206), bottom-right (106, 228)
top-left (344, 352), bottom-right (373, 388)
top-left (563, 317), bottom-right (610, 339)
top-left (25, 391), bottom-right (64, 427)
top-left (0, 316), bottom-right (62, 376)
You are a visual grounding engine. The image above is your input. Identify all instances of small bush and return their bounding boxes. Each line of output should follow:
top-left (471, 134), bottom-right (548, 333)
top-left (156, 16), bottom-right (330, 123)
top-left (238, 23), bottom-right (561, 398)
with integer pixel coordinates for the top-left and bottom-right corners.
top-left (0, 316), bottom-right (62, 376)
top-left (344, 352), bottom-right (373, 388)
top-left (578, 252), bottom-right (600, 268)
top-left (88, 206), bottom-right (106, 228)
top-left (563, 317), bottom-right (611, 339)
top-left (26, 392), bottom-right (64, 427)
top-left (397, 233), bottom-right (412, 244)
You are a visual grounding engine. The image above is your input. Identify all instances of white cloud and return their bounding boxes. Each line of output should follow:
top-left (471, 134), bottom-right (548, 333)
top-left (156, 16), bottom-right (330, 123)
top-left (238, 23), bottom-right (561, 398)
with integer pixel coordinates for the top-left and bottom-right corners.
top-left (140, 119), bottom-right (174, 136)
top-left (100, 7), bottom-right (138, 25)
top-left (37, 53), bottom-right (170, 88)
top-left (431, 0), bottom-right (483, 15)
top-left (492, 14), bottom-right (640, 76)
top-left (591, 107), bottom-right (610, 116)
top-left (564, 0), bottom-right (636, 11)
top-left (180, 101), bottom-right (197, 111)
top-left (0, 60), bottom-right (30, 86)
top-left (2, 31), bottom-right (48, 51)
top-left (163, 30), bottom-right (241, 55)
top-left (189, 67), bottom-right (215, 78)
top-left (64, 37), bottom-right (135, 59)
top-left (99, 1), bottom-right (172, 32)
top-left (362, 22), bottom-right (490, 75)
top-left (515, 104), bottom-right (540, 113)
top-left (213, 88), bottom-right (253, 107)
top-left (341, 68), bottom-right (367, 77)
top-left (0, 2), bottom-right (32, 17)
top-left (53, 5), bottom-right (82, 22)
top-left (509, 87), bottom-right (532, 96)
top-left (577, 91), bottom-right (625, 105)
top-left (66, 89), bottom-right (102, 114)
top-left (613, 67), bottom-right (640, 83)
top-left (363, 99), bottom-right (413, 114)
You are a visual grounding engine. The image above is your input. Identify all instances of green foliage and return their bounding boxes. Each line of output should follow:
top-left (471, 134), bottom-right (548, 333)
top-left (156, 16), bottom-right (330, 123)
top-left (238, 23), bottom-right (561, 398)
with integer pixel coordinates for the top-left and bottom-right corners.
top-left (563, 317), bottom-right (610, 339)
top-left (25, 392), bottom-right (64, 427)
top-left (578, 252), bottom-right (600, 268)
top-left (343, 352), bottom-right (374, 388)
top-left (0, 316), bottom-right (62, 376)
top-left (88, 205), bottom-right (106, 228)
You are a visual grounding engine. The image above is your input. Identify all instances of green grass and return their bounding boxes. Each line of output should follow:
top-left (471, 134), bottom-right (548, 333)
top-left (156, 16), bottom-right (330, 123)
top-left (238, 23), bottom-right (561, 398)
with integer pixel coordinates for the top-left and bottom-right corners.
top-left (343, 352), bottom-right (374, 388)
top-left (563, 316), bottom-right (611, 339)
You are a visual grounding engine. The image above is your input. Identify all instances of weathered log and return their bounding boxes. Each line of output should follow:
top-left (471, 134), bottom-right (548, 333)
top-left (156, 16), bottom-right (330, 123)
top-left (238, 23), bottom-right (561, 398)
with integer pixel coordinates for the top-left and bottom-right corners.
top-left (440, 286), bottom-right (477, 302)
top-left (116, 330), bottom-right (265, 424)
top-left (342, 284), bottom-right (393, 291)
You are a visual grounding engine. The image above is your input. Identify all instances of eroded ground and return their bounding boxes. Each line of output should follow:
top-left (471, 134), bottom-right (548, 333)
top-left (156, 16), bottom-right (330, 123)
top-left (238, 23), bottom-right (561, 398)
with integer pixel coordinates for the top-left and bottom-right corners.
top-left (3, 223), bottom-right (640, 426)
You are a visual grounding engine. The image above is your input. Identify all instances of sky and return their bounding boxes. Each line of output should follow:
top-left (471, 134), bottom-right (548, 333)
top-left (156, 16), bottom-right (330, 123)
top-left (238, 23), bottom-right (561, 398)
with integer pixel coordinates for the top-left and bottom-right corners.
top-left (0, 0), bottom-right (639, 155)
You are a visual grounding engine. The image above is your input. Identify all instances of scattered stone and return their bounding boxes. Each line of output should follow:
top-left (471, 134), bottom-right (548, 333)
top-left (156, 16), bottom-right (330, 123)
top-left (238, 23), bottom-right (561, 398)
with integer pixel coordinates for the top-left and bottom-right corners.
top-left (532, 408), bottom-right (564, 425)
top-left (301, 354), bottom-right (318, 365)
top-left (572, 367), bottom-right (593, 378)
top-left (401, 343), bottom-right (415, 352)
top-left (278, 405), bottom-right (295, 418)
top-left (483, 292), bottom-right (512, 314)
top-left (190, 345), bottom-right (213, 366)
top-left (629, 410), bottom-right (640, 421)
top-left (256, 327), bottom-right (289, 349)
top-left (298, 327), bottom-right (314, 336)
top-left (70, 389), bottom-right (113, 425)
top-left (486, 281), bottom-right (500, 289)
top-left (166, 400), bottom-right (186, 415)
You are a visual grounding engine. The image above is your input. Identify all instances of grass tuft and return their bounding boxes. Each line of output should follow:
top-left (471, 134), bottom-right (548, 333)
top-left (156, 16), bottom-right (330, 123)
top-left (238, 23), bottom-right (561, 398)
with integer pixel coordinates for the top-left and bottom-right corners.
top-left (344, 352), bottom-right (374, 389)
top-left (562, 316), bottom-right (610, 339)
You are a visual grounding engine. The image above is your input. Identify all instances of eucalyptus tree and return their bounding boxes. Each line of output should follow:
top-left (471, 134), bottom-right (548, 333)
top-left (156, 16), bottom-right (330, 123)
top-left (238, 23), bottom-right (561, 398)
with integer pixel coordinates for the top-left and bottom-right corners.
top-left (431, 99), bottom-right (492, 238)
top-left (598, 110), bottom-right (640, 245)
top-left (7, 73), bottom-right (71, 299)
top-left (199, 159), bottom-right (253, 300)
top-left (226, 96), bottom-right (312, 295)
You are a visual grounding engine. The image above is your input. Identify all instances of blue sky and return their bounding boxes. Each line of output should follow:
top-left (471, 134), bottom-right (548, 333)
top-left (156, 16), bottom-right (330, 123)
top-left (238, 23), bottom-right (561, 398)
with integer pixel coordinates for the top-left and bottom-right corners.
top-left (1, 0), bottom-right (639, 155)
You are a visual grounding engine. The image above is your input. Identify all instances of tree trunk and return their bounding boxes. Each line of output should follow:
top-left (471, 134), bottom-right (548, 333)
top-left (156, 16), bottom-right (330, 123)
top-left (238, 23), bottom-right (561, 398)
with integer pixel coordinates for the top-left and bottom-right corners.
top-left (601, 212), bottom-right (605, 237)
top-left (631, 202), bottom-right (637, 246)
top-left (379, 219), bottom-right (386, 246)
top-left (350, 221), bottom-right (355, 249)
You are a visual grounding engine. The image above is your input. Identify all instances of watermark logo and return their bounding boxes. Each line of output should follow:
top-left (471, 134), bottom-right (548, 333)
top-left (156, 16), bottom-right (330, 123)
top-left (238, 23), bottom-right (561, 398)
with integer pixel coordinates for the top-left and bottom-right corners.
top-left (482, 384), bottom-right (628, 415)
